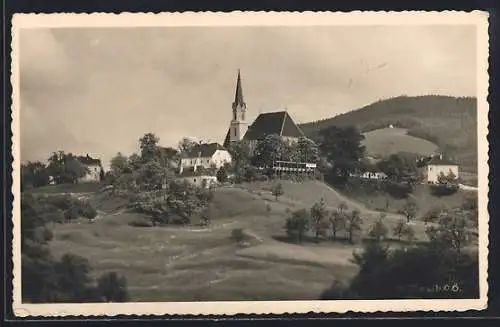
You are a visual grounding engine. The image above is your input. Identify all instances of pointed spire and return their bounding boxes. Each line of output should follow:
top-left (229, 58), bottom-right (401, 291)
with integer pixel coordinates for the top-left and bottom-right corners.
top-left (233, 69), bottom-right (245, 106)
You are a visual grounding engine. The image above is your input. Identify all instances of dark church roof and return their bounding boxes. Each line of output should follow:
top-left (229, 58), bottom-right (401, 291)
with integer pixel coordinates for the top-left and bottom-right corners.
top-left (223, 129), bottom-right (231, 148)
top-left (243, 111), bottom-right (304, 141)
top-left (184, 143), bottom-right (227, 158)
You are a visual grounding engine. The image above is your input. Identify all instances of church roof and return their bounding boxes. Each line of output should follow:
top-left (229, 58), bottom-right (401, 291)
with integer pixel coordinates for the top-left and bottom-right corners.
top-left (233, 69), bottom-right (245, 107)
top-left (223, 129), bottom-right (231, 148)
top-left (243, 111), bottom-right (304, 141)
top-left (184, 143), bottom-right (227, 158)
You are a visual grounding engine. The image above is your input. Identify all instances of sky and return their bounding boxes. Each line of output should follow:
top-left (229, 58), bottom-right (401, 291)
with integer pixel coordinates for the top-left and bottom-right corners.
top-left (18, 25), bottom-right (477, 168)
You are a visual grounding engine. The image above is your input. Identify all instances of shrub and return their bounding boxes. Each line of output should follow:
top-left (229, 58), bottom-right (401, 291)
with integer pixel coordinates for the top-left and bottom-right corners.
top-left (271, 182), bottom-right (284, 201)
top-left (81, 204), bottom-right (97, 221)
top-left (430, 184), bottom-right (459, 196)
top-left (265, 203), bottom-right (272, 216)
top-left (230, 228), bottom-right (245, 244)
top-left (285, 209), bottom-right (310, 243)
top-left (128, 219), bottom-right (153, 228)
top-left (96, 272), bottom-right (129, 302)
top-left (64, 206), bottom-right (80, 221)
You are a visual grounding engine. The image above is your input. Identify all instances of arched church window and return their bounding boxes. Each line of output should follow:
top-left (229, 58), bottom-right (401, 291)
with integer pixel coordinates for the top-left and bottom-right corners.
top-left (233, 112), bottom-right (237, 120)
top-left (242, 112), bottom-right (245, 120)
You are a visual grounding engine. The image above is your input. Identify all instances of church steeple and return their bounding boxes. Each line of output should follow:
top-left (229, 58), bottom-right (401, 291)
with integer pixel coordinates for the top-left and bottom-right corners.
top-left (232, 69), bottom-right (246, 109)
top-left (224, 70), bottom-right (248, 147)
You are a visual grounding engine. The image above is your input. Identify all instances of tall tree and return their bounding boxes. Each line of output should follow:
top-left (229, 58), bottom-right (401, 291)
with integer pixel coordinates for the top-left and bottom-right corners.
top-left (178, 137), bottom-right (198, 154)
top-left (252, 134), bottom-right (291, 168)
top-left (426, 210), bottom-right (472, 254)
top-left (139, 133), bottom-right (160, 163)
top-left (345, 209), bottom-right (363, 243)
top-left (110, 152), bottom-right (130, 175)
top-left (319, 125), bottom-right (365, 183)
top-left (399, 199), bottom-right (418, 223)
top-left (368, 213), bottom-right (389, 242)
top-left (310, 198), bottom-right (329, 242)
top-left (296, 137), bottom-right (320, 163)
top-left (378, 153), bottom-right (421, 185)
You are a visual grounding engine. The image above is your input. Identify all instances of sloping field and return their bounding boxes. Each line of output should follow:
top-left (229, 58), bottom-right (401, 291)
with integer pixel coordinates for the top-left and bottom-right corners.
top-left (45, 179), bottom-right (449, 302)
top-left (46, 185), bottom-right (362, 301)
top-left (362, 128), bottom-right (438, 158)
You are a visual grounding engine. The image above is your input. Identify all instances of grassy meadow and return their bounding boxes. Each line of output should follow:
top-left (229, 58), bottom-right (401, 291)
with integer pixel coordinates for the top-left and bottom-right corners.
top-left (46, 182), bottom-right (362, 301)
top-left (33, 179), bottom-right (478, 302)
top-left (362, 128), bottom-right (438, 158)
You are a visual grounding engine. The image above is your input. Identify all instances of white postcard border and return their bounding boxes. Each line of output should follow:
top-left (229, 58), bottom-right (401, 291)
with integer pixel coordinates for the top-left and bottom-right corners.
top-left (10, 11), bottom-right (490, 317)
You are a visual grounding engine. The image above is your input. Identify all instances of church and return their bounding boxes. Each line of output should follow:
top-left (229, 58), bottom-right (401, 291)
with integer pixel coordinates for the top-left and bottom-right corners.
top-left (223, 70), bottom-right (305, 151)
top-left (222, 70), bottom-right (317, 176)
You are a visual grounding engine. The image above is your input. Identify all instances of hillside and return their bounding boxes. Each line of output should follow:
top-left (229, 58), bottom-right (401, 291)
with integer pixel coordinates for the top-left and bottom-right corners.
top-left (362, 127), bottom-right (438, 158)
top-left (299, 95), bottom-right (477, 172)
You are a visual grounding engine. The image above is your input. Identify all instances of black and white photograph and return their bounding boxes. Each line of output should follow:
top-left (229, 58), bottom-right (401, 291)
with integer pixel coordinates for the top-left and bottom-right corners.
top-left (11, 11), bottom-right (489, 316)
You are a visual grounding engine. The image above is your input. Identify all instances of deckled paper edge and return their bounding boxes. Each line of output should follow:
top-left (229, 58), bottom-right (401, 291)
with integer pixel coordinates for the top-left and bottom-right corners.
top-left (10, 11), bottom-right (490, 317)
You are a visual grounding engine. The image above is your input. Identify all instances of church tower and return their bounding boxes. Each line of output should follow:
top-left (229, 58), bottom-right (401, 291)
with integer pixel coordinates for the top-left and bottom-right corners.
top-left (224, 70), bottom-right (248, 146)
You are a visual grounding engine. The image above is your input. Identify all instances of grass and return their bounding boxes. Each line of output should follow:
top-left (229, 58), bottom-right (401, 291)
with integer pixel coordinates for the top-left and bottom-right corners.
top-left (362, 128), bottom-right (438, 158)
top-left (25, 182), bottom-right (103, 194)
top-left (341, 183), bottom-right (476, 218)
top-left (43, 179), bottom-right (477, 302)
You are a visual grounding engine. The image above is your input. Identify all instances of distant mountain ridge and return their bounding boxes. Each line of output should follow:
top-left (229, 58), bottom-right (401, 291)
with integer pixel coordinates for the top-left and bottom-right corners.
top-left (299, 95), bottom-right (477, 172)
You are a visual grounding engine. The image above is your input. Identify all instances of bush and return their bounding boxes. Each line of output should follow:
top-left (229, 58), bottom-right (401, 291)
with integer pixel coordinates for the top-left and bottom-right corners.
top-left (64, 206), bottom-right (80, 220)
top-left (230, 228), bottom-right (245, 244)
top-left (81, 204), bottom-right (97, 220)
top-left (96, 272), bottom-right (129, 302)
top-left (285, 209), bottom-right (310, 243)
top-left (128, 218), bottom-right (153, 228)
top-left (430, 184), bottom-right (459, 196)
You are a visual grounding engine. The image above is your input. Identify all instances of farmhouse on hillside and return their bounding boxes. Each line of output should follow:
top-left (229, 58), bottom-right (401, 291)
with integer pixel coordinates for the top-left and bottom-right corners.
top-left (178, 142), bottom-right (232, 188)
top-left (77, 154), bottom-right (104, 183)
top-left (425, 154), bottom-right (459, 184)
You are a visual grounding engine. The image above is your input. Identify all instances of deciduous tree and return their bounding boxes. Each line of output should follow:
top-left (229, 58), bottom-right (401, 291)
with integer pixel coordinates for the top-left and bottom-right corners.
top-left (345, 209), bottom-right (363, 243)
top-left (285, 209), bottom-right (310, 244)
top-left (319, 125), bottom-right (365, 184)
top-left (399, 199), bottom-right (418, 223)
top-left (310, 198), bottom-right (329, 242)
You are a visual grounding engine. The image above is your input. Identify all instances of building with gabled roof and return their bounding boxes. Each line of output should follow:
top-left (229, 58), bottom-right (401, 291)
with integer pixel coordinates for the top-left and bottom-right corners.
top-left (179, 142), bottom-right (232, 175)
top-left (426, 154), bottom-right (459, 183)
top-left (76, 154), bottom-right (104, 183)
top-left (222, 70), bottom-right (306, 154)
top-left (243, 110), bottom-right (305, 141)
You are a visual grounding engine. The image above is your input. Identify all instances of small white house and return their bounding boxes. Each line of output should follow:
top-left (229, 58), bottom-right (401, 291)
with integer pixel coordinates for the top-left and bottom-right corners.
top-left (77, 154), bottom-right (103, 183)
top-left (179, 143), bottom-right (232, 172)
top-left (426, 155), bottom-right (459, 184)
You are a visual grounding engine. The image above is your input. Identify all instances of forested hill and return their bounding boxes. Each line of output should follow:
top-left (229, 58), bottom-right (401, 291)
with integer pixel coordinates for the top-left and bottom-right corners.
top-left (299, 95), bottom-right (478, 172)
